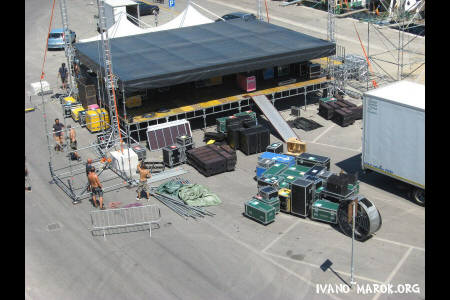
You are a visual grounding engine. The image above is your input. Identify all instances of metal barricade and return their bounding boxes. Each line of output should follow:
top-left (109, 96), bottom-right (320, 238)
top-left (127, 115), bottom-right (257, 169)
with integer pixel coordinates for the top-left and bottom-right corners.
top-left (90, 205), bottom-right (161, 239)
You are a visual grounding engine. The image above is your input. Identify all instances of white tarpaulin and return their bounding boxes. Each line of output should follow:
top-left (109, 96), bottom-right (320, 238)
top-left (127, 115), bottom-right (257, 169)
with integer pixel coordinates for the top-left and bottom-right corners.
top-left (79, 5), bottom-right (213, 43)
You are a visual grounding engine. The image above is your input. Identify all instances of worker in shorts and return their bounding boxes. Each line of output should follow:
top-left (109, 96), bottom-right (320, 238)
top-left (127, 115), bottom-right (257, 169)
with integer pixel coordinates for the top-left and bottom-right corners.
top-left (67, 125), bottom-right (81, 161)
top-left (88, 166), bottom-right (105, 209)
top-left (58, 62), bottom-right (68, 90)
top-left (136, 161), bottom-right (151, 201)
top-left (52, 118), bottom-right (65, 151)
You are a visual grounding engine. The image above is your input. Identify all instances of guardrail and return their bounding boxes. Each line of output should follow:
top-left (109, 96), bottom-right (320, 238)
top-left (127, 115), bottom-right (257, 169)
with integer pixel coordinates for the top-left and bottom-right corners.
top-left (90, 204), bottom-right (161, 239)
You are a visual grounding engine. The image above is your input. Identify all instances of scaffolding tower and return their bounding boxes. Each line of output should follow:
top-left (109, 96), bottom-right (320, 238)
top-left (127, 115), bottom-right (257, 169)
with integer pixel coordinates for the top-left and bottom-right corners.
top-left (41, 0), bottom-right (141, 205)
top-left (365, 0), bottom-right (425, 86)
top-left (327, 0), bottom-right (337, 97)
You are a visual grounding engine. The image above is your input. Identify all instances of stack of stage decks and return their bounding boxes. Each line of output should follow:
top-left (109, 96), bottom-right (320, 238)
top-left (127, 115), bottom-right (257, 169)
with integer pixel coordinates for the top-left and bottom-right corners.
top-left (244, 198), bottom-right (276, 225)
top-left (186, 144), bottom-right (237, 176)
top-left (216, 110), bottom-right (257, 133)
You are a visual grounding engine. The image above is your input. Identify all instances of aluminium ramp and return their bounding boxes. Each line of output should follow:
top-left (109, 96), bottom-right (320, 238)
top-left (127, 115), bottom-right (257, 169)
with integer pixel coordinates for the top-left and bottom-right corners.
top-left (252, 95), bottom-right (298, 142)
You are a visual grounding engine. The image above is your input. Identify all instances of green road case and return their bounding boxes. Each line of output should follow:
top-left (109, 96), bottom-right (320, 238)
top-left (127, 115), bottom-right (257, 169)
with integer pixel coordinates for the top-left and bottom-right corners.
top-left (244, 199), bottom-right (276, 225)
top-left (282, 165), bottom-right (311, 178)
top-left (262, 163), bottom-right (289, 177)
top-left (254, 195), bottom-right (280, 214)
top-left (311, 199), bottom-right (339, 224)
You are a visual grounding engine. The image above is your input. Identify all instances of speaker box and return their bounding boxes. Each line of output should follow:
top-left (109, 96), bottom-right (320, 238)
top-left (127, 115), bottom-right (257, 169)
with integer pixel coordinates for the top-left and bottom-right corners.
top-left (239, 128), bottom-right (258, 155)
top-left (243, 119), bottom-right (257, 128)
top-left (227, 124), bottom-right (243, 150)
top-left (291, 178), bottom-right (314, 217)
top-left (162, 145), bottom-right (182, 168)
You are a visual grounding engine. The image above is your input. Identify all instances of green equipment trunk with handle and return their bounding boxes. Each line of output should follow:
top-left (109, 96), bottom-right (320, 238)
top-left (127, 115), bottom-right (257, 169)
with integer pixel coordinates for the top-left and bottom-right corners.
top-left (244, 199), bottom-right (276, 225)
top-left (311, 199), bottom-right (339, 224)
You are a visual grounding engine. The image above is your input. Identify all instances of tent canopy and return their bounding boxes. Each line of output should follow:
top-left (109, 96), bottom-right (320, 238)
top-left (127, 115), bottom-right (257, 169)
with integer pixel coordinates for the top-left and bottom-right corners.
top-left (79, 4), bottom-right (214, 43)
top-left (75, 19), bottom-right (335, 91)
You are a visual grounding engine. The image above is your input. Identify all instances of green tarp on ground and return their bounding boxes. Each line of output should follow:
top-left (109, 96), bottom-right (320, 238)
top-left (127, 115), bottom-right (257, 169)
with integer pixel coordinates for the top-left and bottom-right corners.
top-left (156, 180), bottom-right (221, 207)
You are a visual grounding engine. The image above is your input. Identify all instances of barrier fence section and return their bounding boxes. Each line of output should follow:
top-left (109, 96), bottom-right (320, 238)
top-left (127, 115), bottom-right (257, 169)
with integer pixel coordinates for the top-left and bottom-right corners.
top-left (90, 204), bottom-right (161, 239)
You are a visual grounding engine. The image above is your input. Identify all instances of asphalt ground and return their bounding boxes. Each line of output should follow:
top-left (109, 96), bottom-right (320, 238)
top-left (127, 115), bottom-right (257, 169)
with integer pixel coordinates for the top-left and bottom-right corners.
top-left (25, 1), bottom-right (425, 299)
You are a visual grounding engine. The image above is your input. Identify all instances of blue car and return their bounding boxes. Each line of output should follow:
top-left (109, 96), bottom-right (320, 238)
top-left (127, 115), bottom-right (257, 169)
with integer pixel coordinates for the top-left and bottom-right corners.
top-left (48, 28), bottom-right (76, 50)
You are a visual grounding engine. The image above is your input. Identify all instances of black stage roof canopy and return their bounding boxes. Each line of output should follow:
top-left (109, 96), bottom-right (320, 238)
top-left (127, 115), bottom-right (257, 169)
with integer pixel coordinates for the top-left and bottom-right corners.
top-left (75, 19), bottom-right (335, 91)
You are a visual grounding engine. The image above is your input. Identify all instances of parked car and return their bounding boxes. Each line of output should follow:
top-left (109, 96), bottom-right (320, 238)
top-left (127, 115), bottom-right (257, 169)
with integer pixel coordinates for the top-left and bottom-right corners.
top-left (135, 1), bottom-right (159, 16)
top-left (48, 28), bottom-right (76, 49)
top-left (215, 12), bottom-right (257, 22)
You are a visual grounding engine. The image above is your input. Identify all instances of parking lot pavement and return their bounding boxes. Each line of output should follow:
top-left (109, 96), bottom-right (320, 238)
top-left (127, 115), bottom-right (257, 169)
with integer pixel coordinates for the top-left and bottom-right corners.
top-left (26, 1), bottom-right (424, 299)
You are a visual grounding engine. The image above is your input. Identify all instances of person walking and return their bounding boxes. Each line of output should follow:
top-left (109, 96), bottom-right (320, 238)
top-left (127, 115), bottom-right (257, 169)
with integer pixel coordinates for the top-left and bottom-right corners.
top-left (52, 118), bottom-right (65, 151)
top-left (136, 161), bottom-right (151, 201)
top-left (58, 63), bottom-right (68, 90)
top-left (88, 166), bottom-right (105, 209)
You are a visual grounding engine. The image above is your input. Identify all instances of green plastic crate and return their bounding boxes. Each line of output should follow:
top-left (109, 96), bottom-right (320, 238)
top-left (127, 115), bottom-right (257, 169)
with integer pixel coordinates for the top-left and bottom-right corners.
top-left (311, 199), bottom-right (339, 224)
top-left (234, 110), bottom-right (256, 120)
top-left (244, 199), bottom-right (276, 225)
top-left (254, 196), bottom-right (280, 214)
top-left (319, 96), bottom-right (337, 103)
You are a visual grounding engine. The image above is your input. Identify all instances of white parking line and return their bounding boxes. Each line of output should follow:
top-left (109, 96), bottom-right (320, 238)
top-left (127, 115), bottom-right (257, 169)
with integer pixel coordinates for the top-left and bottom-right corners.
top-left (204, 219), bottom-right (344, 300)
top-left (290, 217), bottom-right (425, 252)
top-left (312, 124), bottom-right (335, 143)
top-left (261, 219), bottom-right (300, 253)
top-left (303, 141), bottom-right (361, 153)
top-left (371, 247), bottom-right (414, 300)
top-left (264, 251), bottom-right (385, 285)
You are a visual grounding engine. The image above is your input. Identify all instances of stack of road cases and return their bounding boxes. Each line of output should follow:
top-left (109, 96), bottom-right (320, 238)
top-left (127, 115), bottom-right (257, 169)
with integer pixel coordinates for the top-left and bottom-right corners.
top-left (262, 163), bottom-right (289, 178)
top-left (258, 152), bottom-right (296, 167)
top-left (296, 152), bottom-right (331, 171)
top-left (258, 186), bottom-right (279, 200)
top-left (244, 198), bottom-right (276, 225)
top-left (257, 175), bottom-right (283, 191)
top-left (239, 125), bottom-right (270, 155)
top-left (333, 108), bottom-right (355, 127)
top-left (186, 144), bottom-right (236, 176)
top-left (256, 158), bottom-right (276, 178)
top-left (86, 108), bottom-right (110, 133)
top-left (318, 102), bottom-right (335, 120)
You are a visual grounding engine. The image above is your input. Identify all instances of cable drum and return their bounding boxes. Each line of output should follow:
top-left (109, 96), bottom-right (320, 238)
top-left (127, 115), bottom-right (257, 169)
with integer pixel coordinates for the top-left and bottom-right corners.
top-left (337, 195), bottom-right (382, 241)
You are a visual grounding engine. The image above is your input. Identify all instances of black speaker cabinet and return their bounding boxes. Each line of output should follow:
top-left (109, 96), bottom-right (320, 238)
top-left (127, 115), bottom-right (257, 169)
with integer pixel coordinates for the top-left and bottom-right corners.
top-left (291, 178), bottom-right (314, 217)
top-left (227, 124), bottom-right (242, 150)
top-left (162, 145), bottom-right (181, 168)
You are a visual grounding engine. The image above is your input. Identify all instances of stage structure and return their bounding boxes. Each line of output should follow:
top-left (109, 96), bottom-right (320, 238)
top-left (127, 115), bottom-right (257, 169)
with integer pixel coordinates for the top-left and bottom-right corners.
top-left (75, 18), bottom-right (335, 144)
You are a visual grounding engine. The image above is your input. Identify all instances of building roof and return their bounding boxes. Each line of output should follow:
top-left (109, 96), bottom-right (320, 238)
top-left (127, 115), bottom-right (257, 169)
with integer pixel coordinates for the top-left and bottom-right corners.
top-left (75, 18), bottom-right (335, 91)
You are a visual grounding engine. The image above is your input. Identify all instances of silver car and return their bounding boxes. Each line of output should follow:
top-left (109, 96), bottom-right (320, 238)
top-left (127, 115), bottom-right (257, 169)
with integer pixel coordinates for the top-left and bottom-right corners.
top-left (48, 28), bottom-right (76, 49)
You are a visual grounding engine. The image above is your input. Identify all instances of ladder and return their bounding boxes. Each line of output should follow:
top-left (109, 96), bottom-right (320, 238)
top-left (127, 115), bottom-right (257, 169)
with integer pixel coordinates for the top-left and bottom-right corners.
top-left (96, 0), bottom-right (123, 152)
top-left (59, 0), bottom-right (75, 95)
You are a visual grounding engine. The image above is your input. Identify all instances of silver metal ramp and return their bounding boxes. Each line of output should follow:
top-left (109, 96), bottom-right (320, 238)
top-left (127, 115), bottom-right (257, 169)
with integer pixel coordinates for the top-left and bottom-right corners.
top-left (252, 95), bottom-right (298, 142)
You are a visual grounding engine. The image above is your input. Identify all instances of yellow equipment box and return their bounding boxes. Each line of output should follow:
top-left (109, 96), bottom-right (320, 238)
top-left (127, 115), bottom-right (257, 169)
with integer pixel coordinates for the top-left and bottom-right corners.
top-left (286, 137), bottom-right (306, 157)
top-left (86, 108), bottom-right (110, 133)
top-left (64, 96), bottom-right (77, 105)
top-left (71, 106), bottom-right (85, 122)
top-left (125, 95), bottom-right (142, 108)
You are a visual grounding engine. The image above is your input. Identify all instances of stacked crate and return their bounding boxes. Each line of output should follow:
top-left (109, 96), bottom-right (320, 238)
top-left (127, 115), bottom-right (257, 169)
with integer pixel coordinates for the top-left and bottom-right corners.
top-left (186, 144), bottom-right (237, 177)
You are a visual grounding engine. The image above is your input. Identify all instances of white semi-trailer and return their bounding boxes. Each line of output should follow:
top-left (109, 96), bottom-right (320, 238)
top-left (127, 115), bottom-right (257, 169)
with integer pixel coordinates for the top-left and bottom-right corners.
top-left (361, 80), bottom-right (425, 205)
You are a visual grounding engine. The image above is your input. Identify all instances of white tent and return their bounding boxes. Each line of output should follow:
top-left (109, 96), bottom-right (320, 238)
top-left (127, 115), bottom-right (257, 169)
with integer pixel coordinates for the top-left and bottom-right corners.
top-left (79, 4), bottom-right (214, 43)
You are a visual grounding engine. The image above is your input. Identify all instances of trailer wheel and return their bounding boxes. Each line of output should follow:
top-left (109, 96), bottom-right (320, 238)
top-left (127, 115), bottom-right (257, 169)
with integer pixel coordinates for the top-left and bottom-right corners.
top-left (411, 188), bottom-right (425, 206)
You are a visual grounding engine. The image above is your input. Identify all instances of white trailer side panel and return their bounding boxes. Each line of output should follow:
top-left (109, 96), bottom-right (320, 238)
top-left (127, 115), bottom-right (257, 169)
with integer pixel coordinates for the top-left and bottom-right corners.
top-left (362, 81), bottom-right (425, 189)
